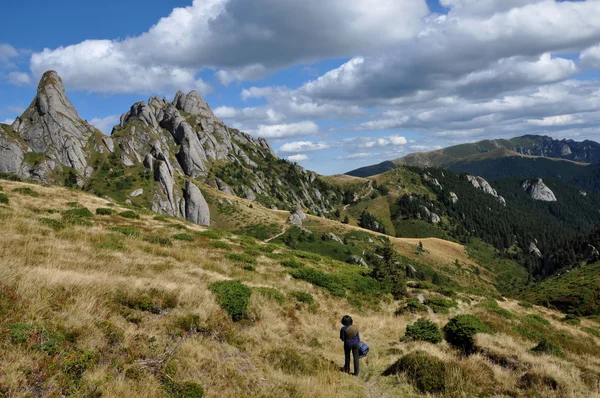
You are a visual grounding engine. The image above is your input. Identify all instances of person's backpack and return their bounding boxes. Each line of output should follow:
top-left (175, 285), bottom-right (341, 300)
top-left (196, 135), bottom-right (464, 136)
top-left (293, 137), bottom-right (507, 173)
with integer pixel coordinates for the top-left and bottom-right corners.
top-left (358, 342), bottom-right (369, 358)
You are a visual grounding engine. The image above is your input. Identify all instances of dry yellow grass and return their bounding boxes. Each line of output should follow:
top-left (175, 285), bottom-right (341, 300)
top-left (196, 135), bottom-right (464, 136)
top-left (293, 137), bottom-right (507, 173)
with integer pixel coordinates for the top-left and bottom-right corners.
top-left (0, 180), bottom-right (599, 398)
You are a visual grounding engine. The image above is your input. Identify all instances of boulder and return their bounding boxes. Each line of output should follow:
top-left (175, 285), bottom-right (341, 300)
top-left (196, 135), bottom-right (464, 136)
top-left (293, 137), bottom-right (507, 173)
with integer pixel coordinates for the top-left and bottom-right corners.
top-left (130, 188), bottom-right (144, 197)
top-left (326, 233), bottom-right (344, 244)
top-left (349, 255), bottom-right (369, 268)
top-left (529, 242), bottom-right (542, 258)
top-left (184, 181), bottom-right (210, 226)
top-left (450, 192), bottom-right (458, 204)
top-left (521, 179), bottom-right (557, 202)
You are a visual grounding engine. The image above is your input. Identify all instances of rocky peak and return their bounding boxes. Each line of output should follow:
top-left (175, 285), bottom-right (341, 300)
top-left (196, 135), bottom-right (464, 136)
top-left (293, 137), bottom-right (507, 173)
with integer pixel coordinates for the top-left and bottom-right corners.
top-left (465, 175), bottom-right (506, 206)
top-left (173, 90), bottom-right (215, 119)
top-left (521, 178), bottom-right (557, 202)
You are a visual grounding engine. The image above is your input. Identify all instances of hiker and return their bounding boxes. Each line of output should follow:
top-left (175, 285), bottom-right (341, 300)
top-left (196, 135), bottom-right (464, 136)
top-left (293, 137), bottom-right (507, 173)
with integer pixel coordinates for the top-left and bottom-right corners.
top-left (340, 315), bottom-right (360, 376)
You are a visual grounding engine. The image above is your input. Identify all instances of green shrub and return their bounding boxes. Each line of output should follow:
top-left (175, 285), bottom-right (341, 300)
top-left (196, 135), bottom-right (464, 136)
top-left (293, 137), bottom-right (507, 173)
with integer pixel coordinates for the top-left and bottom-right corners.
top-left (519, 372), bottom-right (558, 391)
top-left (290, 267), bottom-right (345, 297)
top-left (259, 244), bottom-right (278, 253)
top-left (96, 208), bottom-right (115, 215)
top-left (281, 258), bottom-right (302, 268)
top-left (0, 193), bottom-right (8, 204)
top-left (39, 217), bottom-right (65, 231)
top-left (66, 202), bottom-right (82, 208)
top-left (254, 287), bottom-right (285, 304)
top-left (226, 253), bottom-right (257, 265)
top-left (167, 223), bottom-right (188, 230)
top-left (209, 241), bottom-right (232, 251)
top-left (383, 351), bottom-right (445, 394)
top-left (425, 297), bottom-right (457, 314)
top-left (404, 319), bottom-right (442, 344)
top-left (174, 314), bottom-right (202, 333)
top-left (173, 233), bottom-right (195, 242)
top-left (63, 350), bottom-right (98, 382)
top-left (562, 314), bottom-right (581, 325)
top-left (116, 289), bottom-right (178, 314)
top-left (196, 230), bottom-right (222, 239)
top-left (153, 215), bottom-right (169, 221)
top-left (523, 314), bottom-right (550, 327)
top-left (120, 210), bottom-right (140, 219)
top-left (64, 207), bottom-right (94, 218)
top-left (209, 280), bottom-right (252, 321)
top-left (531, 339), bottom-right (564, 358)
top-left (291, 291), bottom-right (314, 305)
top-left (110, 227), bottom-right (141, 237)
top-left (443, 314), bottom-right (490, 353)
top-left (395, 297), bottom-right (428, 316)
top-left (12, 187), bottom-right (39, 197)
top-left (163, 379), bottom-right (204, 398)
top-left (9, 322), bottom-right (34, 344)
top-left (143, 236), bottom-right (173, 246)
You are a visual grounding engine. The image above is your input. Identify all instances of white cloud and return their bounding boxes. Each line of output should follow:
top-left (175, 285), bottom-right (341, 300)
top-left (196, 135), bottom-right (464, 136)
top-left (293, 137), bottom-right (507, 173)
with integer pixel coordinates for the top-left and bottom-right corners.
top-left (29, 0), bottom-right (428, 93)
top-left (581, 44), bottom-right (600, 70)
top-left (2, 118), bottom-right (14, 125)
top-left (0, 44), bottom-right (18, 64)
top-left (336, 152), bottom-right (380, 160)
top-left (6, 71), bottom-right (30, 85)
top-left (288, 154), bottom-right (309, 162)
top-left (279, 141), bottom-right (331, 153)
top-left (256, 121), bottom-right (319, 138)
top-left (89, 115), bottom-right (120, 134)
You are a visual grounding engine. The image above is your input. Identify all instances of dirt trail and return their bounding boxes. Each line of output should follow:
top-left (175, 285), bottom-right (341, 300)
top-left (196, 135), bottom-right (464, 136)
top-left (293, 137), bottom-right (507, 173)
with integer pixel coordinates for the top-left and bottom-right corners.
top-left (343, 181), bottom-right (374, 211)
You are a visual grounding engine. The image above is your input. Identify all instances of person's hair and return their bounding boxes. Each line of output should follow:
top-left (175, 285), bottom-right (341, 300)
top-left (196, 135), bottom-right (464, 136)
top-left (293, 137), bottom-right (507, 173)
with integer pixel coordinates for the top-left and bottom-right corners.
top-left (341, 315), bottom-right (353, 326)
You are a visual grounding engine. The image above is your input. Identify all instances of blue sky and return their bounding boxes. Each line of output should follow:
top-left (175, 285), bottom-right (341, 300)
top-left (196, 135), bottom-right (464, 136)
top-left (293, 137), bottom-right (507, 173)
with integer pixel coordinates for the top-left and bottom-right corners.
top-left (1, 0), bottom-right (600, 175)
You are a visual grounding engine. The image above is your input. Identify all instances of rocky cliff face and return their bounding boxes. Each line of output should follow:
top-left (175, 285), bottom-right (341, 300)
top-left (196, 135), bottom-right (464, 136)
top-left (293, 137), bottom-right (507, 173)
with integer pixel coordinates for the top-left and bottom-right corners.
top-left (0, 71), bottom-right (107, 184)
top-left (521, 179), bottom-right (557, 202)
top-left (466, 175), bottom-right (506, 206)
top-left (508, 135), bottom-right (600, 163)
top-left (0, 71), bottom-right (340, 225)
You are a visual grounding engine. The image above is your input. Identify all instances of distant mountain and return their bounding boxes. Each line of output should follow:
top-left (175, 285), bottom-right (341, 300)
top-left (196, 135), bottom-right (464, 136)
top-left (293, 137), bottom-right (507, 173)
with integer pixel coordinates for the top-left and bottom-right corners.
top-left (0, 71), bottom-right (342, 225)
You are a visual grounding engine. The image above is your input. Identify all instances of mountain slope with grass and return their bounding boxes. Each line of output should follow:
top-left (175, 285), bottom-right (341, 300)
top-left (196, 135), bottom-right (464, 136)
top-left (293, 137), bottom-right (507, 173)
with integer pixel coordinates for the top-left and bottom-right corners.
top-left (2, 179), bottom-right (600, 397)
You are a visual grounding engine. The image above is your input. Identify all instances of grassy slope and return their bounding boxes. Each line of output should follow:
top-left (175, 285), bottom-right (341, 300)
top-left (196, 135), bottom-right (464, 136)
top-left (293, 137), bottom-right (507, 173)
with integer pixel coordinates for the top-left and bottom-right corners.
top-left (1, 181), bottom-right (600, 397)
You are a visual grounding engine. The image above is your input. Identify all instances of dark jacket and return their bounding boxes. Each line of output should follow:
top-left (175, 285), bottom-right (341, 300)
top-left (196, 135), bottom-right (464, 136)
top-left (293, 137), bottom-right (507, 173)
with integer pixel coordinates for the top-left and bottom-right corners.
top-left (340, 325), bottom-right (360, 345)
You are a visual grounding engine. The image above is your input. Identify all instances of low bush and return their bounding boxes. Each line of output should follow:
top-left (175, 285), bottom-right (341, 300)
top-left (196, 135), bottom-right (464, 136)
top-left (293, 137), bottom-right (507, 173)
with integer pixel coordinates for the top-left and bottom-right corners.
top-left (66, 202), bottom-right (82, 208)
top-left (531, 339), bottom-right (564, 358)
top-left (254, 287), bottom-right (285, 304)
top-left (209, 280), bottom-right (252, 321)
top-left (403, 319), bottom-right (442, 344)
top-left (209, 241), bottom-right (232, 251)
top-left (167, 223), bottom-right (188, 231)
top-left (291, 291), bottom-right (314, 305)
top-left (443, 314), bottom-right (490, 353)
top-left (12, 187), bottom-right (39, 197)
top-left (162, 379), bottom-right (204, 398)
top-left (383, 350), bottom-right (445, 394)
top-left (96, 208), bottom-right (115, 215)
top-left (519, 372), bottom-right (558, 391)
top-left (281, 258), bottom-right (303, 268)
top-left (425, 297), bottom-right (457, 314)
top-left (226, 253), bottom-right (257, 265)
top-left (120, 210), bottom-right (140, 219)
top-left (9, 322), bottom-right (34, 344)
top-left (395, 297), bottom-right (428, 316)
top-left (110, 227), bottom-right (142, 238)
top-left (0, 193), bottom-right (8, 204)
top-left (64, 207), bottom-right (94, 218)
top-left (116, 288), bottom-right (178, 314)
top-left (259, 244), bottom-right (278, 253)
top-left (39, 217), bottom-right (65, 231)
top-left (173, 233), bottom-right (195, 242)
top-left (143, 236), bottom-right (173, 246)
top-left (153, 215), bottom-right (169, 221)
top-left (562, 314), bottom-right (581, 325)
top-left (196, 230), bottom-right (223, 239)
top-left (290, 267), bottom-right (345, 297)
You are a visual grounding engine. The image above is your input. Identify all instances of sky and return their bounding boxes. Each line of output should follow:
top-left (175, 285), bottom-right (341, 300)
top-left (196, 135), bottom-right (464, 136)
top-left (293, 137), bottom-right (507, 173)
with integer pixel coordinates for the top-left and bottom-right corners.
top-left (1, 0), bottom-right (600, 175)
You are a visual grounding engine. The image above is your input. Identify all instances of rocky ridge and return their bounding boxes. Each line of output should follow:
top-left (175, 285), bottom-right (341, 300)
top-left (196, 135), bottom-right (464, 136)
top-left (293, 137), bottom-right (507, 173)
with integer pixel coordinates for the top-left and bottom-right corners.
top-left (466, 175), bottom-right (507, 206)
top-left (0, 71), bottom-right (340, 225)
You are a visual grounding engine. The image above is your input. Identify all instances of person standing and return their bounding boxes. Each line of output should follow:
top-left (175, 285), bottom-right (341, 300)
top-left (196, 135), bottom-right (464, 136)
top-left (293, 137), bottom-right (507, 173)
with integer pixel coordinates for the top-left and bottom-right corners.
top-left (340, 315), bottom-right (360, 376)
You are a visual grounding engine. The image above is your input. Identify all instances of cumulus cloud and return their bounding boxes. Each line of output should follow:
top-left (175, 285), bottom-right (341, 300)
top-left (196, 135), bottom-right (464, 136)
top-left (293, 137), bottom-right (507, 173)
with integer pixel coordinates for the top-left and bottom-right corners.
top-left (288, 154), bottom-right (309, 162)
top-left (29, 0), bottom-right (428, 92)
top-left (581, 44), bottom-right (600, 70)
top-left (0, 44), bottom-right (18, 65)
top-left (90, 115), bottom-right (120, 134)
top-left (279, 141), bottom-right (331, 153)
top-left (2, 118), bottom-right (15, 125)
top-left (6, 71), bottom-right (30, 85)
top-left (255, 121), bottom-right (319, 138)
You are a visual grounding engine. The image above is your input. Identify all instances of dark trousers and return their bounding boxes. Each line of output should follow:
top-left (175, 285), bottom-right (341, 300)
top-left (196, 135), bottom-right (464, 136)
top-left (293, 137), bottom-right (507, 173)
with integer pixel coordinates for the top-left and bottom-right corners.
top-left (344, 342), bottom-right (360, 376)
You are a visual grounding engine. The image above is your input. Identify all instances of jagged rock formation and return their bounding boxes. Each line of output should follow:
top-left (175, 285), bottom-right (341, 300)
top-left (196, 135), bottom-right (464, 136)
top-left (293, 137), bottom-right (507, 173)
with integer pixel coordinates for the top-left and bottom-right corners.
top-left (0, 71), bottom-right (339, 225)
top-left (521, 179), bottom-right (557, 202)
top-left (326, 233), bottom-right (344, 244)
top-left (450, 192), bottom-right (458, 204)
top-left (288, 206), bottom-right (307, 226)
top-left (466, 175), bottom-right (507, 206)
top-left (0, 71), bottom-right (107, 184)
top-left (529, 242), bottom-right (542, 258)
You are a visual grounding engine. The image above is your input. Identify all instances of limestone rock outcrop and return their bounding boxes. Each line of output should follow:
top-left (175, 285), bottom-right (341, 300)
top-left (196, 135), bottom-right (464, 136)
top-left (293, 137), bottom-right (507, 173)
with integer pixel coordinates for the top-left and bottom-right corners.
top-left (184, 181), bottom-right (210, 226)
top-left (466, 175), bottom-right (507, 206)
top-left (521, 179), bottom-right (557, 202)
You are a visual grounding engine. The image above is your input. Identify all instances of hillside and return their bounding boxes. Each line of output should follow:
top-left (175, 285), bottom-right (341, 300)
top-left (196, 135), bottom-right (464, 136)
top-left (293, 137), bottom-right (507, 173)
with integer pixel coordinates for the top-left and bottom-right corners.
top-left (2, 180), bottom-right (600, 397)
top-left (346, 136), bottom-right (600, 189)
